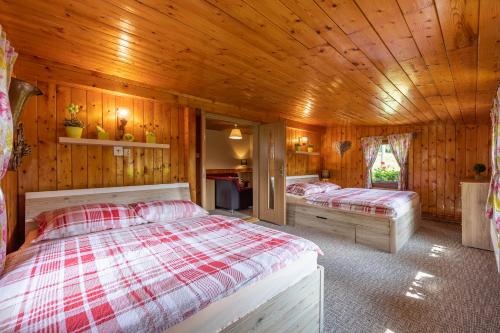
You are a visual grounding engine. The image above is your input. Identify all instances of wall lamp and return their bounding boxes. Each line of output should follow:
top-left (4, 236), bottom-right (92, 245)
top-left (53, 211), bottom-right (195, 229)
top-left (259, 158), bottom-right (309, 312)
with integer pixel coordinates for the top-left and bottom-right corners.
top-left (117, 107), bottom-right (129, 140)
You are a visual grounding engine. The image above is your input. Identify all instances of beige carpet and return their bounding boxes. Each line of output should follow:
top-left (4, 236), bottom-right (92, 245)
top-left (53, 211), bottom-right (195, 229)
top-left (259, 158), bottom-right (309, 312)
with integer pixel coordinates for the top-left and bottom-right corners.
top-left (257, 220), bottom-right (500, 333)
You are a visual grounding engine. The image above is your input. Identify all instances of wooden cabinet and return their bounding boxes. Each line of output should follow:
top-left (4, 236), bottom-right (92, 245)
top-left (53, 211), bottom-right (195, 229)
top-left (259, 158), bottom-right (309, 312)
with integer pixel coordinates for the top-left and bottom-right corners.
top-left (461, 181), bottom-right (493, 251)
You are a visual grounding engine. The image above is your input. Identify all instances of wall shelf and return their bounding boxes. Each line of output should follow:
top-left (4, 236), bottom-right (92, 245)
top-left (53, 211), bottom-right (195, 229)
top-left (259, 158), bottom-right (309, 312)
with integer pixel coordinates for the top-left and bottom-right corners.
top-left (59, 137), bottom-right (170, 149)
top-left (290, 150), bottom-right (320, 156)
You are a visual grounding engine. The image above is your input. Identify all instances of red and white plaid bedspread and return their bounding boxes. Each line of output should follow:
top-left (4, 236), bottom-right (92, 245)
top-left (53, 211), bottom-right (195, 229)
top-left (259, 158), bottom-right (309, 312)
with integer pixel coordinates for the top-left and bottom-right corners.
top-left (0, 215), bottom-right (321, 332)
top-left (305, 188), bottom-right (418, 217)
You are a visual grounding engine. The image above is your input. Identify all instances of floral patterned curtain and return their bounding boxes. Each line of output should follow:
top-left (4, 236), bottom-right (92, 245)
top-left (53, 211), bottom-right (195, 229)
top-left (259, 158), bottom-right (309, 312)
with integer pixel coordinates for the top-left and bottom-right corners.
top-left (361, 136), bottom-right (383, 188)
top-left (388, 133), bottom-right (413, 190)
top-left (0, 26), bottom-right (17, 273)
top-left (486, 86), bottom-right (500, 251)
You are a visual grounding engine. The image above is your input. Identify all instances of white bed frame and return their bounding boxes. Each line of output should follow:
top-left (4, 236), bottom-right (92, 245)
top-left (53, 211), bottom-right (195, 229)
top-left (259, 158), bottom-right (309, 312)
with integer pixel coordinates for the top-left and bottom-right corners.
top-left (286, 175), bottom-right (421, 253)
top-left (25, 183), bottom-right (324, 332)
top-left (491, 220), bottom-right (500, 273)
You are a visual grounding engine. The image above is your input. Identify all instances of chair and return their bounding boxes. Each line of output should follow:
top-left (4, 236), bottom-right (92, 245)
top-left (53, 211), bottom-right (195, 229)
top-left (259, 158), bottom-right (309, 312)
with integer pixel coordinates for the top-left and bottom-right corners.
top-left (212, 176), bottom-right (253, 211)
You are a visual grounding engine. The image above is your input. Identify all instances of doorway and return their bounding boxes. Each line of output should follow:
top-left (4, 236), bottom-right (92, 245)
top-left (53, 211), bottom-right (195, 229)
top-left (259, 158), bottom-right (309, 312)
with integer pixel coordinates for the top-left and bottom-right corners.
top-left (199, 113), bottom-right (286, 225)
top-left (200, 113), bottom-right (259, 219)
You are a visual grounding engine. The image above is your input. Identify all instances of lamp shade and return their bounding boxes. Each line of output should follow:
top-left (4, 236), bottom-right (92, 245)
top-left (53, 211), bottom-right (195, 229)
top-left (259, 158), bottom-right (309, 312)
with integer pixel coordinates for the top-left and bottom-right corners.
top-left (229, 125), bottom-right (242, 140)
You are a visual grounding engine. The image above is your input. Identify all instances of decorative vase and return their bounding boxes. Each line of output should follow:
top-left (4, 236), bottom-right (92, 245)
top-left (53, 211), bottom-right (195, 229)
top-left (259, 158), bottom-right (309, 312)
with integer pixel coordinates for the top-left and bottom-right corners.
top-left (65, 126), bottom-right (83, 139)
top-left (307, 146), bottom-right (313, 153)
top-left (97, 131), bottom-right (109, 140)
top-left (146, 134), bottom-right (156, 144)
top-left (295, 144), bottom-right (301, 151)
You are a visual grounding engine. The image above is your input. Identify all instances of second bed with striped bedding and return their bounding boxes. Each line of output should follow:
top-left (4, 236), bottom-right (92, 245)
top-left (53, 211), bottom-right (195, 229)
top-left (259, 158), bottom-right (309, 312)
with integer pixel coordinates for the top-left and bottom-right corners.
top-left (305, 188), bottom-right (418, 217)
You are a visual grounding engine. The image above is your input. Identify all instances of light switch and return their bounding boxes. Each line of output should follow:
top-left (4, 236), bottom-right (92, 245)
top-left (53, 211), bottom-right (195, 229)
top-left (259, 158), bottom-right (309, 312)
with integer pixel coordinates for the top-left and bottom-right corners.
top-left (113, 146), bottom-right (124, 156)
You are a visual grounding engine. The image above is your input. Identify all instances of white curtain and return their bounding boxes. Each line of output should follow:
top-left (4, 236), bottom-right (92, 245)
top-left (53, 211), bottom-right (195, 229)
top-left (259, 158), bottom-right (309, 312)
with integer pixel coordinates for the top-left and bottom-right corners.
top-left (360, 136), bottom-right (384, 188)
top-left (486, 86), bottom-right (500, 258)
top-left (0, 25), bottom-right (17, 273)
top-left (388, 133), bottom-right (413, 190)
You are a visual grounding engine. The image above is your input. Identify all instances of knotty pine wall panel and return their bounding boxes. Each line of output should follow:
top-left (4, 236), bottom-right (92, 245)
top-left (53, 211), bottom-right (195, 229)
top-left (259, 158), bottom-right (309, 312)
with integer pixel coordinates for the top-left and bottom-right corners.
top-left (286, 127), bottom-right (321, 176)
top-left (321, 123), bottom-right (491, 221)
top-left (10, 78), bottom-right (196, 250)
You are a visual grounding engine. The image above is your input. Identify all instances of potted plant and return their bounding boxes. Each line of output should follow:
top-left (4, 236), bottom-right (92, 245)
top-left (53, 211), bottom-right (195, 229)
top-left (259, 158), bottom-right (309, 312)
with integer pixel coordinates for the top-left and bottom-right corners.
top-left (294, 143), bottom-right (301, 151)
top-left (307, 144), bottom-right (314, 153)
top-left (146, 128), bottom-right (156, 144)
top-left (64, 103), bottom-right (84, 138)
top-left (473, 163), bottom-right (486, 180)
top-left (123, 133), bottom-right (135, 142)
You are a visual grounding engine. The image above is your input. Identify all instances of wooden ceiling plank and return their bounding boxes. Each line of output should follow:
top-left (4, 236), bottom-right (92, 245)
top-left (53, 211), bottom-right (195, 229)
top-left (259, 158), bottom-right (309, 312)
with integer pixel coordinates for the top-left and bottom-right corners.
top-left (1, 0), bottom-right (495, 125)
top-left (398, 0), bottom-right (465, 123)
top-left (476, 0), bottom-right (500, 123)
top-left (280, 0), bottom-right (428, 123)
top-left (299, 45), bottom-right (416, 123)
top-left (3, 9), bottom-right (364, 122)
top-left (354, 0), bottom-right (458, 122)
top-left (161, 0), bottom-right (392, 123)
top-left (198, 0), bottom-right (388, 122)
top-left (435, 0), bottom-right (479, 123)
top-left (315, 0), bottom-right (443, 122)
top-left (240, 0), bottom-right (325, 49)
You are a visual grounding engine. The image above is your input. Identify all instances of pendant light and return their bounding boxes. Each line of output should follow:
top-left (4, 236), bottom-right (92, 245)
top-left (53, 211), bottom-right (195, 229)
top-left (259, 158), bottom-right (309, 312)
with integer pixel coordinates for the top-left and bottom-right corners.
top-left (229, 124), bottom-right (242, 140)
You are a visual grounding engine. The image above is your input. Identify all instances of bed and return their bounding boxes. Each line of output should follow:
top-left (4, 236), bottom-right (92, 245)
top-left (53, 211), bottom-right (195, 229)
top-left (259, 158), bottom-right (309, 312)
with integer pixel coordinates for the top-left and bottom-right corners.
top-left (491, 220), bottom-right (500, 273)
top-left (286, 175), bottom-right (421, 253)
top-left (0, 183), bottom-right (324, 333)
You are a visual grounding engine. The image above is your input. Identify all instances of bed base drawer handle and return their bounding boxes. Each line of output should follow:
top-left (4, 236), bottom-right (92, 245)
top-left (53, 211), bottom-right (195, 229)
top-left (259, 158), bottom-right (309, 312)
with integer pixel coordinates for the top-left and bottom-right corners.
top-left (315, 216), bottom-right (327, 220)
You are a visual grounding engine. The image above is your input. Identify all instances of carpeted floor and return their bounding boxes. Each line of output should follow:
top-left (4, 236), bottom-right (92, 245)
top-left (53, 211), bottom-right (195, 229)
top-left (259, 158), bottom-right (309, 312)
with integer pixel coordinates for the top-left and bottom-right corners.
top-left (257, 220), bottom-right (500, 333)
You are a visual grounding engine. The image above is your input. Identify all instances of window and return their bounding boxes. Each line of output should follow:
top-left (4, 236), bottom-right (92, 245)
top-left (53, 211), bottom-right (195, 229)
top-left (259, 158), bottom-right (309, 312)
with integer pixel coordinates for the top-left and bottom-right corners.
top-left (371, 144), bottom-right (400, 188)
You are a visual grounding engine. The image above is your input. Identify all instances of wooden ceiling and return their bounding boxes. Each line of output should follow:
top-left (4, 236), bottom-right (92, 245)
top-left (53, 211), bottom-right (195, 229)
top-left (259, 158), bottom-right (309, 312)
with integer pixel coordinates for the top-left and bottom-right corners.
top-left (0, 0), bottom-right (498, 125)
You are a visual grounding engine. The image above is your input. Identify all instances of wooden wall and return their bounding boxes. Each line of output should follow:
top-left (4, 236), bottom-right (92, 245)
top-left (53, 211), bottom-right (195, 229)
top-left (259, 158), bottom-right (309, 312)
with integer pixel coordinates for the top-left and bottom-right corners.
top-left (321, 123), bottom-right (491, 221)
top-left (286, 126), bottom-right (321, 176)
top-left (7, 77), bottom-right (196, 250)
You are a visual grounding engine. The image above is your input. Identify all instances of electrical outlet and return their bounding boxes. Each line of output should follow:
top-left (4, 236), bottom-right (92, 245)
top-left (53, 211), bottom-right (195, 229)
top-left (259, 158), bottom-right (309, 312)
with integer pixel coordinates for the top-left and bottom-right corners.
top-left (113, 146), bottom-right (124, 156)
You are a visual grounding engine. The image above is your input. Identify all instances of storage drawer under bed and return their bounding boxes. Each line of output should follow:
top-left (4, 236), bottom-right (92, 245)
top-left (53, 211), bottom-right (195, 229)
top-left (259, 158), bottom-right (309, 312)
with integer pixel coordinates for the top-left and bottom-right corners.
top-left (288, 206), bottom-right (391, 252)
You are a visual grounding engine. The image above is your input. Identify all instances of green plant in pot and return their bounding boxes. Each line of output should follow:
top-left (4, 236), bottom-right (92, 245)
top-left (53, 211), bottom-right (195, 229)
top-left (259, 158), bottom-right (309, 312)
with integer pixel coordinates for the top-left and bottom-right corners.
top-left (473, 163), bottom-right (486, 180)
top-left (294, 143), bottom-right (301, 151)
top-left (64, 103), bottom-right (85, 138)
top-left (146, 130), bottom-right (156, 144)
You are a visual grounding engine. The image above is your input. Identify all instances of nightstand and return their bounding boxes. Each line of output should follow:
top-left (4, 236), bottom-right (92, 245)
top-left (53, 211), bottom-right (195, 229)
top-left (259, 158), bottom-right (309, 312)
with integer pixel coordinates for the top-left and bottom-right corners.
top-left (461, 181), bottom-right (493, 251)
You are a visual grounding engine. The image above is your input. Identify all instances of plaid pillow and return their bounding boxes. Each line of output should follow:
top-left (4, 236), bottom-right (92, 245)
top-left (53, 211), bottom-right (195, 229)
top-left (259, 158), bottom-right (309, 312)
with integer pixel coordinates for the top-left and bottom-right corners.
top-left (34, 203), bottom-right (143, 242)
top-left (286, 182), bottom-right (323, 196)
top-left (310, 181), bottom-right (342, 193)
top-left (130, 200), bottom-right (209, 223)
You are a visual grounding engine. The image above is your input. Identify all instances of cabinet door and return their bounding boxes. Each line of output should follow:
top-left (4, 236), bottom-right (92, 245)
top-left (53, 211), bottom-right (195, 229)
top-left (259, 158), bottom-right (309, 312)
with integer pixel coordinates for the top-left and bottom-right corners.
top-left (462, 182), bottom-right (493, 250)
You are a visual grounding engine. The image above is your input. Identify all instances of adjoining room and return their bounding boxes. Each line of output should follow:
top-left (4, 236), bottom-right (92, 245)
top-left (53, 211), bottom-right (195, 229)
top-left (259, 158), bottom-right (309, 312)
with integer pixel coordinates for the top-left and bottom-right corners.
top-left (204, 116), bottom-right (254, 218)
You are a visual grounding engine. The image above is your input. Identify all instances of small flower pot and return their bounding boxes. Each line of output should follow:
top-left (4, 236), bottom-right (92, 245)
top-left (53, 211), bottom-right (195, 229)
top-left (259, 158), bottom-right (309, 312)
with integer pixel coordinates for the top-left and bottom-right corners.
top-left (294, 144), bottom-right (301, 151)
top-left (307, 146), bottom-right (314, 153)
top-left (146, 135), bottom-right (156, 144)
top-left (65, 126), bottom-right (83, 139)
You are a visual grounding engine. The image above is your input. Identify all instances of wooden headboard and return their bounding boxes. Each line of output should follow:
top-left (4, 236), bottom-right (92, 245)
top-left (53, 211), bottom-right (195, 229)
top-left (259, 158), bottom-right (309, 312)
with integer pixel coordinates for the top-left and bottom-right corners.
top-left (25, 183), bottom-right (191, 232)
top-left (285, 175), bottom-right (319, 186)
